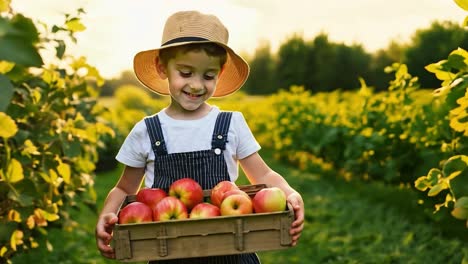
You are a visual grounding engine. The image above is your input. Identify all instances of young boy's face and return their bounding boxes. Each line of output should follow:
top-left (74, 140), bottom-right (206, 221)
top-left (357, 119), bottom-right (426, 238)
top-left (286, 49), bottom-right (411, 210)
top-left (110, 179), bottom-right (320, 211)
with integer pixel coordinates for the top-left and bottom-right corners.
top-left (157, 49), bottom-right (223, 117)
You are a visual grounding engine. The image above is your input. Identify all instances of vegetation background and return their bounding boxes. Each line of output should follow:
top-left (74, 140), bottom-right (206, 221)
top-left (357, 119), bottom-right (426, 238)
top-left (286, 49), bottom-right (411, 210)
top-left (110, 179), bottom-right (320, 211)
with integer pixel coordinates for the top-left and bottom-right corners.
top-left (1, 0), bottom-right (468, 263)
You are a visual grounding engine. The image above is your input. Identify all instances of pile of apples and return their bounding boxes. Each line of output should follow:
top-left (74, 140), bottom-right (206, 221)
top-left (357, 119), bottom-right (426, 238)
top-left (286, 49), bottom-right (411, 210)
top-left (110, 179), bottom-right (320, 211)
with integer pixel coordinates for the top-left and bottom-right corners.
top-left (118, 178), bottom-right (287, 224)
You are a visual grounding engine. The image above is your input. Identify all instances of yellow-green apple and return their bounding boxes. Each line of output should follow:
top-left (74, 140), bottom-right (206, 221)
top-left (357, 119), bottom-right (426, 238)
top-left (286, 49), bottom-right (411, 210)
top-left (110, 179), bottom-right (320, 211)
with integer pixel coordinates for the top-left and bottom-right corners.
top-left (136, 187), bottom-right (167, 211)
top-left (118, 202), bottom-right (153, 224)
top-left (153, 196), bottom-right (188, 221)
top-left (252, 187), bottom-right (287, 213)
top-left (220, 193), bottom-right (253, 216)
top-left (189, 202), bottom-right (221, 219)
top-left (169, 178), bottom-right (204, 210)
top-left (210, 181), bottom-right (239, 207)
top-left (221, 189), bottom-right (250, 202)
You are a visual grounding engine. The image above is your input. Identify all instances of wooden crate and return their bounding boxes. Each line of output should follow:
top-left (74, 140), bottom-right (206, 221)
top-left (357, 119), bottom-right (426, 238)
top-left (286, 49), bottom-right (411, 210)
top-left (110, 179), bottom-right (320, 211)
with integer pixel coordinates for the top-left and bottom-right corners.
top-left (112, 184), bottom-right (294, 262)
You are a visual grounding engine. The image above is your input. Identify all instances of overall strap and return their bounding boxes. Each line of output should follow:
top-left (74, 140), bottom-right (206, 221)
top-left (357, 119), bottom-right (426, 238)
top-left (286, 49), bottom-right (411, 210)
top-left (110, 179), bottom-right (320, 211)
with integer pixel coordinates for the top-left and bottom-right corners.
top-left (211, 111), bottom-right (233, 151)
top-left (144, 115), bottom-right (168, 156)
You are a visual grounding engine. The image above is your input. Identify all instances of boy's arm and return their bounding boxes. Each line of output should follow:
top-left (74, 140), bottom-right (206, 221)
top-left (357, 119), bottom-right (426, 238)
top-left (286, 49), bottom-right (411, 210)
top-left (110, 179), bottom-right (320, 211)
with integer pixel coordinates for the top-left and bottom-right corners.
top-left (95, 166), bottom-right (145, 258)
top-left (239, 152), bottom-right (304, 246)
top-left (99, 166), bottom-right (146, 216)
top-left (239, 152), bottom-right (296, 196)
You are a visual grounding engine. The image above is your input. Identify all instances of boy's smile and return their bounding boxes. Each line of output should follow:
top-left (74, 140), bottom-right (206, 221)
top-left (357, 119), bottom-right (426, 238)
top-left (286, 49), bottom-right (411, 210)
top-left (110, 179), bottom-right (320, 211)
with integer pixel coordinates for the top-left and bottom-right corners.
top-left (158, 49), bottom-right (223, 119)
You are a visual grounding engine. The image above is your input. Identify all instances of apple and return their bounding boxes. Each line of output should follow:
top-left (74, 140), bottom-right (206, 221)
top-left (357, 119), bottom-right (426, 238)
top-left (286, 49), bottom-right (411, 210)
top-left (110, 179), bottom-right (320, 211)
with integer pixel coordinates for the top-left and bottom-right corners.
top-left (153, 196), bottom-right (188, 221)
top-left (118, 201), bottom-right (153, 224)
top-left (252, 187), bottom-right (287, 213)
top-left (136, 187), bottom-right (167, 211)
top-left (220, 193), bottom-right (253, 216)
top-left (189, 202), bottom-right (221, 219)
top-left (210, 181), bottom-right (239, 207)
top-left (169, 178), bottom-right (204, 210)
top-left (221, 189), bottom-right (250, 202)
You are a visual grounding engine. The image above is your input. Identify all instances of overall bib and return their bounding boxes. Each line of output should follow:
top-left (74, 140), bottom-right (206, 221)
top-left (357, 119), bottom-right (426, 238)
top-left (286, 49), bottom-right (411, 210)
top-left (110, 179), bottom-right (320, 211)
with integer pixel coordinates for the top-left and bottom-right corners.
top-left (145, 111), bottom-right (261, 264)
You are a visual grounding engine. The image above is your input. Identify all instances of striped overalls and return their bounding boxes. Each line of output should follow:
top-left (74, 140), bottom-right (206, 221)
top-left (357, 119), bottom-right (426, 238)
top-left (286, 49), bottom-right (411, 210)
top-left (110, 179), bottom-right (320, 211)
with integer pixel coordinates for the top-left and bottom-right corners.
top-left (145, 112), bottom-right (260, 264)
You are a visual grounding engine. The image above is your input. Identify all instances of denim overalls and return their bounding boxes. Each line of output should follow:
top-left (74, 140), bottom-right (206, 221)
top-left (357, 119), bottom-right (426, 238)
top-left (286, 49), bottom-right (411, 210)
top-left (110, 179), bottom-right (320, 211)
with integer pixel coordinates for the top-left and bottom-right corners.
top-left (145, 112), bottom-right (260, 264)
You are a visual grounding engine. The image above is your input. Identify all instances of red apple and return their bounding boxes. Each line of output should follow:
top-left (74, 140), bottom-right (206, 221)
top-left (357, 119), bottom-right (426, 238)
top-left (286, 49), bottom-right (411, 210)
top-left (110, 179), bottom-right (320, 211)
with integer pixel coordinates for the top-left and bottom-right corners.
top-left (136, 187), bottom-right (167, 210)
top-left (220, 194), bottom-right (253, 216)
top-left (189, 202), bottom-right (221, 219)
top-left (118, 201), bottom-right (153, 224)
top-left (153, 196), bottom-right (188, 221)
top-left (252, 187), bottom-right (287, 213)
top-left (169, 178), bottom-right (204, 210)
top-left (210, 181), bottom-right (239, 207)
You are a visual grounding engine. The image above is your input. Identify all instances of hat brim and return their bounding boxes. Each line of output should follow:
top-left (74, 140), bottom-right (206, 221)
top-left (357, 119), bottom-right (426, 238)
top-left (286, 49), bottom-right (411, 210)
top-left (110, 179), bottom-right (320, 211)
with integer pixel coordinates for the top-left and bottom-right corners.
top-left (133, 41), bottom-right (249, 97)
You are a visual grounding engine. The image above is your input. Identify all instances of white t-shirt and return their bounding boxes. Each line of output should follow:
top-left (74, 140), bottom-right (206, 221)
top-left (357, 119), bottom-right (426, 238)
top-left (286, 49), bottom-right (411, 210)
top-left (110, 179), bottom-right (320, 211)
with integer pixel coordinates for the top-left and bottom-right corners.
top-left (116, 106), bottom-right (261, 187)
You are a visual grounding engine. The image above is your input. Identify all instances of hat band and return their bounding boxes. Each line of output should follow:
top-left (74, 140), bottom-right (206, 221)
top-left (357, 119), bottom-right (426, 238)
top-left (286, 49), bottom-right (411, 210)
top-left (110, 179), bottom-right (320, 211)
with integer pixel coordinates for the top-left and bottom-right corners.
top-left (162, 36), bottom-right (209, 47)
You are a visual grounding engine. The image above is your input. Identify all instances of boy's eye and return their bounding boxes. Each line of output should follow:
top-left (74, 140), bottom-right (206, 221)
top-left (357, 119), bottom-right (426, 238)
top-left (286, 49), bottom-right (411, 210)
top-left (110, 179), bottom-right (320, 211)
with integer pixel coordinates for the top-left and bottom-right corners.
top-left (204, 74), bottom-right (216, 80)
top-left (179, 71), bottom-right (192, 77)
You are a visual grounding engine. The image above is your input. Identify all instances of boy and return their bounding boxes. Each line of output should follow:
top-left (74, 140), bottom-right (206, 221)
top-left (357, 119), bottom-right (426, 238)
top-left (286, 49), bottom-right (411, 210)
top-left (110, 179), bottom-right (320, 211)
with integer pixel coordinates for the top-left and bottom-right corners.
top-left (95, 10), bottom-right (304, 264)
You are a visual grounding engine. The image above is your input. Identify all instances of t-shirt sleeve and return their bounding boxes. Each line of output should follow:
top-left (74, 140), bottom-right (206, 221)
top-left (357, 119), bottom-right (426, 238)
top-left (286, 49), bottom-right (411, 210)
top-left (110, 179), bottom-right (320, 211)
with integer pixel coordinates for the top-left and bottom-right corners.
top-left (232, 111), bottom-right (261, 160)
top-left (115, 120), bottom-right (149, 168)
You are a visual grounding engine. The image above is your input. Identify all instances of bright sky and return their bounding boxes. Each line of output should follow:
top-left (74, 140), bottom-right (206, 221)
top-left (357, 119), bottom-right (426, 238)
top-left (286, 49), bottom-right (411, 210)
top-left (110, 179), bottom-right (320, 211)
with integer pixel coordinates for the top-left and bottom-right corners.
top-left (11, 0), bottom-right (466, 79)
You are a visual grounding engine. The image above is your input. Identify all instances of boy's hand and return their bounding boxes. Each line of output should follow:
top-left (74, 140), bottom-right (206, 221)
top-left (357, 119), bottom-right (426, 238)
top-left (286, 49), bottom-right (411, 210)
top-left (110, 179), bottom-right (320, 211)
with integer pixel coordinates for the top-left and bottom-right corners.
top-left (95, 213), bottom-right (118, 259)
top-left (287, 192), bottom-right (304, 246)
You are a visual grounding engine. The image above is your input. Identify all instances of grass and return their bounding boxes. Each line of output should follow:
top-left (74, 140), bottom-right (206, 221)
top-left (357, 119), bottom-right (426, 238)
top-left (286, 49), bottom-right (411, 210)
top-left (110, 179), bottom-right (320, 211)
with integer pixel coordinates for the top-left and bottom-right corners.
top-left (11, 150), bottom-right (468, 264)
top-left (257, 152), bottom-right (468, 264)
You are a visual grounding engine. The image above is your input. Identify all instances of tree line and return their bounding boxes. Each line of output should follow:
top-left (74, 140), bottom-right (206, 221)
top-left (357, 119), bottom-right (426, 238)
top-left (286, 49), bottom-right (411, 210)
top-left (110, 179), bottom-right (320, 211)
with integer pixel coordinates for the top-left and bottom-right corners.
top-left (101, 20), bottom-right (468, 96)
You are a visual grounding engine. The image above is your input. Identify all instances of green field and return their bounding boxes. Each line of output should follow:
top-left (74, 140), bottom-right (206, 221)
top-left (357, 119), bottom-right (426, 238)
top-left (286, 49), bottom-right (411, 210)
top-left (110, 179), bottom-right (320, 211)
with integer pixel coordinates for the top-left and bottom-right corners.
top-left (11, 150), bottom-right (467, 264)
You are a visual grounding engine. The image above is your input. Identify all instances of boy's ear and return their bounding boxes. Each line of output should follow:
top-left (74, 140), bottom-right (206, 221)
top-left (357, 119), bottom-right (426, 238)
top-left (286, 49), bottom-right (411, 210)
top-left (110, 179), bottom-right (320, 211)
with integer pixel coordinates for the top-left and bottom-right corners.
top-left (155, 56), bottom-right (167, 79)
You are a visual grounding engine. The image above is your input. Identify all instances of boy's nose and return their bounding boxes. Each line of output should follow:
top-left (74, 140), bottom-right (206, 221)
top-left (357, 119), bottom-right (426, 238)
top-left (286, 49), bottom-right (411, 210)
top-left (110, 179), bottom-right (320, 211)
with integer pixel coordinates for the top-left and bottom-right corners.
top-left (188, 77), bottom-right (204, 91)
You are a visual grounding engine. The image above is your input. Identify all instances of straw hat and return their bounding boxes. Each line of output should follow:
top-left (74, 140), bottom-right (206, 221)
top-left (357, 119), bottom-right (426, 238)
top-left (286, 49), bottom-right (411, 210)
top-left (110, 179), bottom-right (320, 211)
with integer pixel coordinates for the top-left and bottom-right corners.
top-left (133, 11), bottom-right (250, 97)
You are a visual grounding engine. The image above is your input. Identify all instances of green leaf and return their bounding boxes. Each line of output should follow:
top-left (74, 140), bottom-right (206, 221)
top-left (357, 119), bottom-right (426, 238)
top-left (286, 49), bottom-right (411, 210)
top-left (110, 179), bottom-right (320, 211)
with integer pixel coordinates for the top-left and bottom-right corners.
top-left (62, 138), bottom-right (82, 158)
top-left (56, 39), bottom-right (66, 59)
top-left (454, 196), bottom-right (468, 209)
top-left (446, 54), bottom-right (467, 70)
top-left (426, 168), bottom-right (442, 184)
top-left (0, 74), bottom-right (13, 111)
top-left (443, 155), bottom-right (468, 178)
top-left (10, 14), bottom-right (39, 43)
top-left (9, 178), bottom-right (35, 206)
top-left (0, 18), bottom-right (10, 37)
top-left (0, 35), bottom-right (43, 66)
top-left (0, 111), bottom-right (17, 138)
top-left (51, 25), bottom-right (62, 33)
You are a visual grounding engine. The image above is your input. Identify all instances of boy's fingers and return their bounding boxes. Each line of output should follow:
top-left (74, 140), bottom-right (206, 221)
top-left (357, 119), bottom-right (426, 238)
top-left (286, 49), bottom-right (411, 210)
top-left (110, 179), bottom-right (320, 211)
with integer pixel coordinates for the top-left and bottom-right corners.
top-left (98, 244), bottom-right (115, 259)
top-left (96, 230), bottom-right (116, 259)
top-left (290, 222), bottom-right (304, 235)
top-left (96, 213), bottom-right (119, 258)
top-left (100, 213), bottom-right (118, 232)
top-left (104, 213), bottom-right (118, 225)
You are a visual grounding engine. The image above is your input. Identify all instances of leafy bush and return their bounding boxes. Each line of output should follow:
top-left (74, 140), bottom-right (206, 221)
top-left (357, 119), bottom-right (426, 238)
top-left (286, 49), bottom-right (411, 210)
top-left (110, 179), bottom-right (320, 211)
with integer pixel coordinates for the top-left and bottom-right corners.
top-left (414, 48), bottom-right (468, 227)
top-left (0, 6), bottom-right (113, 262)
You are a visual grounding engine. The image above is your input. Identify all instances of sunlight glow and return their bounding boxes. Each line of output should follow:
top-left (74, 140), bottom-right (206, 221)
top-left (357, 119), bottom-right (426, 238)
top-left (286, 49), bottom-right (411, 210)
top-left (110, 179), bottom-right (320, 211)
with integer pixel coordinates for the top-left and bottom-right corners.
top-left (10, 0), bottom-right (466, 79)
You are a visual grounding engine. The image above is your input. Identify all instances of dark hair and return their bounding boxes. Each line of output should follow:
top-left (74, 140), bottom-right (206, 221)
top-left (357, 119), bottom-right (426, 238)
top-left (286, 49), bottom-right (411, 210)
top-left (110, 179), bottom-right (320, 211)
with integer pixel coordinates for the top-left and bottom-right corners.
top-left (158, 42), bottom-right (227, 67)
